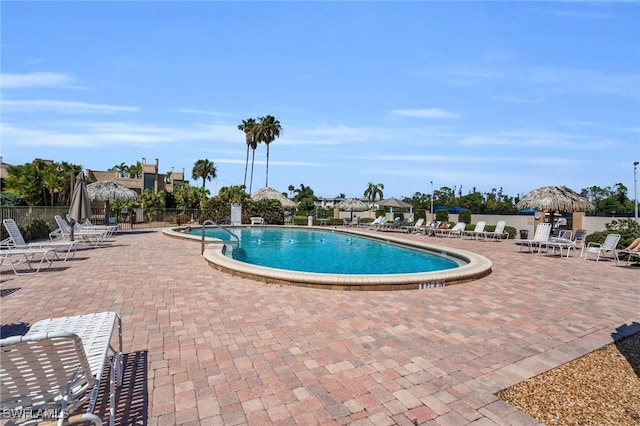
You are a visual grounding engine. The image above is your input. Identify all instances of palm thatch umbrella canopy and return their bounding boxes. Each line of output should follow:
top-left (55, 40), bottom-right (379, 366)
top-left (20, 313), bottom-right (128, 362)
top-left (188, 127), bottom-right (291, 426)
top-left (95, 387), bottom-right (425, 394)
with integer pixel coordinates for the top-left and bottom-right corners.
top-left (336, 198), bottom-right (369, 221)
top-left (336, 198), bottom-right (369, 212)
top-left (251, 187), bottom-right (297, 209)
top-left (516, 185), bottom-right (594, 213)
top-left (87, 181), bottom-right (139, 220)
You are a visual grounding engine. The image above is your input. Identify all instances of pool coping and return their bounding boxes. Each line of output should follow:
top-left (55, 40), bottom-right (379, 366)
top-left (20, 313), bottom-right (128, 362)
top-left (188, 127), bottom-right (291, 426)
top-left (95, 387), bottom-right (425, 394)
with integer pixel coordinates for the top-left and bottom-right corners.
top-left (163, 226), bottom-right (493, 291)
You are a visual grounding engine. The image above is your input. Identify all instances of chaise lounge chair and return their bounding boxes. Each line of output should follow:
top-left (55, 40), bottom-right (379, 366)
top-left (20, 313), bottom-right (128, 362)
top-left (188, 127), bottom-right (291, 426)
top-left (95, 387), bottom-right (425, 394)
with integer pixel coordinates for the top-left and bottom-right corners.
top-left (51, 215), bottom-right (109, 245)
top-left (0, 312), bottom-right (124, 426)
top-left (435, 222), bottom-right (466, 238)
top-left (462, 221), bottom-right (487, 240)
top-left (478, 220), bottom-right (509, 242)
top-left (402, 218), bottom-right (424, 234)
top-left (3, 218), bottom-right (77, 261)
top-left (0, 246), bottom-right (54, 275)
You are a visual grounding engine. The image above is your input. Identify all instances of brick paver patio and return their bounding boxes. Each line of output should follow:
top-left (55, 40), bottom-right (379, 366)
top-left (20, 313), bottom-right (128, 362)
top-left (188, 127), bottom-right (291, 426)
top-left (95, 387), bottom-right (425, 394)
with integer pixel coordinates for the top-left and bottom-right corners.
top-left (1, 228), bottom-right (638, 425)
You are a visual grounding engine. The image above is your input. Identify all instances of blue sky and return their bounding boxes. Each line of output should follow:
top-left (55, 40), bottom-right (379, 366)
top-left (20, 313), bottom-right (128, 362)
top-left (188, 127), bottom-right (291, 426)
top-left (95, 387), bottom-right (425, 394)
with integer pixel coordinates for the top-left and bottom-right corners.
top-left (2, 1), bottom-right (639, 201)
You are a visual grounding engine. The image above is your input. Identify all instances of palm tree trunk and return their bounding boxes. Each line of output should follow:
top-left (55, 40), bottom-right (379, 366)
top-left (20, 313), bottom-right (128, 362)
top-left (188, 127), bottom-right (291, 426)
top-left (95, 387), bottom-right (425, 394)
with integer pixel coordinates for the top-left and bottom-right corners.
top-left (265, 143), bottom-right (270, 187)
top-left (243, 145), bottom-right (250, 188)
top-left (249, 148), bottom-right (256, 193)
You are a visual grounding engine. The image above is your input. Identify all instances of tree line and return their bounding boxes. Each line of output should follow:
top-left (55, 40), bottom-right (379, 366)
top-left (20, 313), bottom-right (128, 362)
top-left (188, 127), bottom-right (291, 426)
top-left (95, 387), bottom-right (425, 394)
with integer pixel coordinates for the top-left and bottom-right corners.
top-left (2, 157), bottom-right (635, 217)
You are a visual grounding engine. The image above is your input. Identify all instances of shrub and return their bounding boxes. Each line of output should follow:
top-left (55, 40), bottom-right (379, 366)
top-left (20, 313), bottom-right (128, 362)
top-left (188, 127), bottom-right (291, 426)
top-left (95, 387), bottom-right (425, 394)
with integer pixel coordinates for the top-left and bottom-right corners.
top-left (585, 219), bottom-right (640, 249)
top-left (247, 199), bottom-right (284, 225)
top-left (18, 215), bottom-right (51, 242)
top-left (435, 210), bottom-right (449, 223)
top-left (458, 210), bottom-right (471, 224)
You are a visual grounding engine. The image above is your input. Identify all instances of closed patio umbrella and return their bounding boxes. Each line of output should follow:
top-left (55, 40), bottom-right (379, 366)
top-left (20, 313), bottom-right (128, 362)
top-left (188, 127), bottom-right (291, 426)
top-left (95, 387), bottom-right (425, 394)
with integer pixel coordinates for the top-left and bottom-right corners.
top-left (67, 172), bottom-right (91, 241)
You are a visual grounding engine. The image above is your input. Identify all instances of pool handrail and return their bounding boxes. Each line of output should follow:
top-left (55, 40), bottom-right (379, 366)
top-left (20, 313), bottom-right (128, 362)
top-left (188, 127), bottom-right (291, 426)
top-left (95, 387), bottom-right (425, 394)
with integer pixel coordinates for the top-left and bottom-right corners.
top-left (201, 220), bottom-right (240, 254)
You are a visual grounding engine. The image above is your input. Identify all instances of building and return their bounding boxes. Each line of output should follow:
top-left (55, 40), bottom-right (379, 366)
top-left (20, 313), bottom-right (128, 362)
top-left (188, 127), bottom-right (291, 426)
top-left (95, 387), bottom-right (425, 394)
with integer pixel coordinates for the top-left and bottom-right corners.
top-left (86, 157), bottom-right (187, 195)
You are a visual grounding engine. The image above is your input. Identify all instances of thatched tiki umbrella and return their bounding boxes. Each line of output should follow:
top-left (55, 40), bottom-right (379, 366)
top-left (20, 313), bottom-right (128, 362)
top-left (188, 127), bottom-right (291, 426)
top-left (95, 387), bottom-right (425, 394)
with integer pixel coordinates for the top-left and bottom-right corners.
top-left (516, 185), bottom-right (594, 213)
top-left (87, 181), bottom-right (139, 223)
top-left (336, 198), bottom-right (368, 220)
top-left (68, 172), bottom-right (91, 241)
top-left (251, 187), bottom-right (297, 209)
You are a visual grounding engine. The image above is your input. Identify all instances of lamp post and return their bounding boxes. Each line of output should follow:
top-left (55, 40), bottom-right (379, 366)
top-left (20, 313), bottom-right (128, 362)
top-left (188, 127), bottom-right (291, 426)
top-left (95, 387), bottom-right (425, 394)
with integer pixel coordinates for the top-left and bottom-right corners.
top-left (430, 181), bottom-right (434, 225)
top-left (634, 161), bottom-right (639, 223)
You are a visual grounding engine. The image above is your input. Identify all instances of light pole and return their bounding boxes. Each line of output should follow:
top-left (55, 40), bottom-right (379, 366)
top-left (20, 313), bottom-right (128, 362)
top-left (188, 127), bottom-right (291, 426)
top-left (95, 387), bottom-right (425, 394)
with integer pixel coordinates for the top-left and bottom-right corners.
top-left (430, 181), bottom-right (434, 225)
top-left (634, 161), bottom-right (639, 223)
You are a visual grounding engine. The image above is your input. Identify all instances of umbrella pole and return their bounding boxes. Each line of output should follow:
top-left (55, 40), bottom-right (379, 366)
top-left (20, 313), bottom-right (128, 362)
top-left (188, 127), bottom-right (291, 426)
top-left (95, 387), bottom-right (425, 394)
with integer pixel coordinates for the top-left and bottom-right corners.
top-left (69, 219), bottom-right (75, 241)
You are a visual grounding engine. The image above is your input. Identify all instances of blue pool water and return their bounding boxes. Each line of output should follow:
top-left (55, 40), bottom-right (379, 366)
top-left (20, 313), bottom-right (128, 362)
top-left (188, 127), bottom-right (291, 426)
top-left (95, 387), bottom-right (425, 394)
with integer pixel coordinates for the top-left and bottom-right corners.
top-left (191, 227), bottom-right (460, 275)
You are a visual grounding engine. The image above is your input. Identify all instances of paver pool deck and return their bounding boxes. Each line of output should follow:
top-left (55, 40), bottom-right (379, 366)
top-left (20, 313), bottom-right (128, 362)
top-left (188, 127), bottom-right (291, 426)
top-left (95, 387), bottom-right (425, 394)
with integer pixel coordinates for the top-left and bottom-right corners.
top-left (1, 227), bottom-right (638, 425)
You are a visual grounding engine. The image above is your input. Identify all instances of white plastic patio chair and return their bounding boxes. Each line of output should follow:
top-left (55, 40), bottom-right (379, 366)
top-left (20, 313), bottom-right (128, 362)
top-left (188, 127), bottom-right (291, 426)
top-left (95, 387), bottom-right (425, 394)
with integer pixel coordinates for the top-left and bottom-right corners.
top-left (583, 233), bottom-right (620, 263)
top-left (518, 222), bottom-right (552, 253)
top-left (0, 312), bottom-right (123, 426)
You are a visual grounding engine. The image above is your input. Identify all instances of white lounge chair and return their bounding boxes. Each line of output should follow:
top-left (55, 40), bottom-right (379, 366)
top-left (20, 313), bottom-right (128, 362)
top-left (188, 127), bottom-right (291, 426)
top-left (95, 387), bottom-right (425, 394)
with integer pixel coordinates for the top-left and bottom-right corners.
top-left (402, 218), bottom-right (424, 234)
top-left (478, 220), bottom-right (509, 242)
top-left (379, 217), bottom-right (402, 232)
top-left (540, 230), bottom-right (576, 258)
top-left (3, 218), bottom-right (76, 261)
top-left (81, 218), bottom-right (119, 237)
top-left (366, 216), bottom-right (386, 230)
top-left (518, 222), bottom-right (552, 253)
top-left (51, 215), bottom-right (108, 245)
top-left (435, 222), bottom-right (466, 238)
top-left (583, 233), bottom-right (620, 263)
top-left (0, 246), bottom-right (53, 275)
top-left (617, 249), bottom-right (640, 266)
top-left (462, 221), bottom-right (487, 240)
top-left (0, 312), bottom-right (123, 426)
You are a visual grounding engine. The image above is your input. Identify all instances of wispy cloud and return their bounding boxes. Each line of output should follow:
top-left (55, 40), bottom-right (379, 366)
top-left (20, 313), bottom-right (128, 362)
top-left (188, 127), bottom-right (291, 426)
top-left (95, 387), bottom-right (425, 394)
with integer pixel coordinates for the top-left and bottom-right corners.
top-left (549, 10), bottom-right (615, 19)
top-left (458, 130), bottom-right (621, 150)
top-left (175, 108), bottom-right (236, 118)
top-left (0, 72), bottom-right (79, 89)
top-left (3, 100), bottom-right (138, 114)
top-left (493, 94), bottom-right (544, 103)
top-left (449, 66), bottom-right (640, 99)
top-left (390, 108), bottom-right (460, 119)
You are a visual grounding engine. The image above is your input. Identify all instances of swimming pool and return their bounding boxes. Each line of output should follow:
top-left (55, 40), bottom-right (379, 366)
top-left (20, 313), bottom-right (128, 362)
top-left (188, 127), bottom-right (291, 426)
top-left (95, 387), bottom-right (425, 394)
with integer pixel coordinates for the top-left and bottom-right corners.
top-left (193, 227), bottom-right (460, 274)
top-left (165, 226), bottom-right (493, 291)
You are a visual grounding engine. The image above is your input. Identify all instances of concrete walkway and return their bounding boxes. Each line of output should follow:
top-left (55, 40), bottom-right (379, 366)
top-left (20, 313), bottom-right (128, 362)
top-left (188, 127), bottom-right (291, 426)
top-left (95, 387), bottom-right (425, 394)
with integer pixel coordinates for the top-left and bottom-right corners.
top-left (1, 228), bottom-right (638, 425)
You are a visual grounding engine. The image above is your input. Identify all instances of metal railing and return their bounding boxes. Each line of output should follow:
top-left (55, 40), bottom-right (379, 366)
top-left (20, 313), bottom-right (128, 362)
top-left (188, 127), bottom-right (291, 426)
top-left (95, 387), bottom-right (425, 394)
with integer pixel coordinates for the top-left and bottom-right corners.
top-left (200, 220), bottom-right (239, 255)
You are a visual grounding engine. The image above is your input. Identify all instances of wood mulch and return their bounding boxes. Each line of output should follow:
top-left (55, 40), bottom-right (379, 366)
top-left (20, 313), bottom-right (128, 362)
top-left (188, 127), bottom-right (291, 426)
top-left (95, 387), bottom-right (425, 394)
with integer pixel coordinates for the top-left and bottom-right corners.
top-left (497, 333), bottom-right (640, 425)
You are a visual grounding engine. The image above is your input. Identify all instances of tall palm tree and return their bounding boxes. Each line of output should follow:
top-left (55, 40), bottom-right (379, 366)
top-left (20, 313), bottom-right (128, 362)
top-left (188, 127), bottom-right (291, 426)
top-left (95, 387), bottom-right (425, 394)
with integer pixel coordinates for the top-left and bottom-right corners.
top-left (192, 159), bottom-right (217, 190)
top-left (364, 182), bottom-right (385, 204)
top-left (256, 115), bottom-right (282, 188)
top-left (237, 118), bottom-right (257, 190)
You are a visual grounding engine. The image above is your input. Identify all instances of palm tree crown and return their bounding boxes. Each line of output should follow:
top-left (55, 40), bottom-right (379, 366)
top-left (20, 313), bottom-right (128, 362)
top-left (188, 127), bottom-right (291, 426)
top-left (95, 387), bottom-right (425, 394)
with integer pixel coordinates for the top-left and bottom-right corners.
top-left (364, 182), bottom-right (385, 204)
top-left (192, 159), bottom-right (217, 190)
top-left (256, 115), bottom-right (282, 188)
